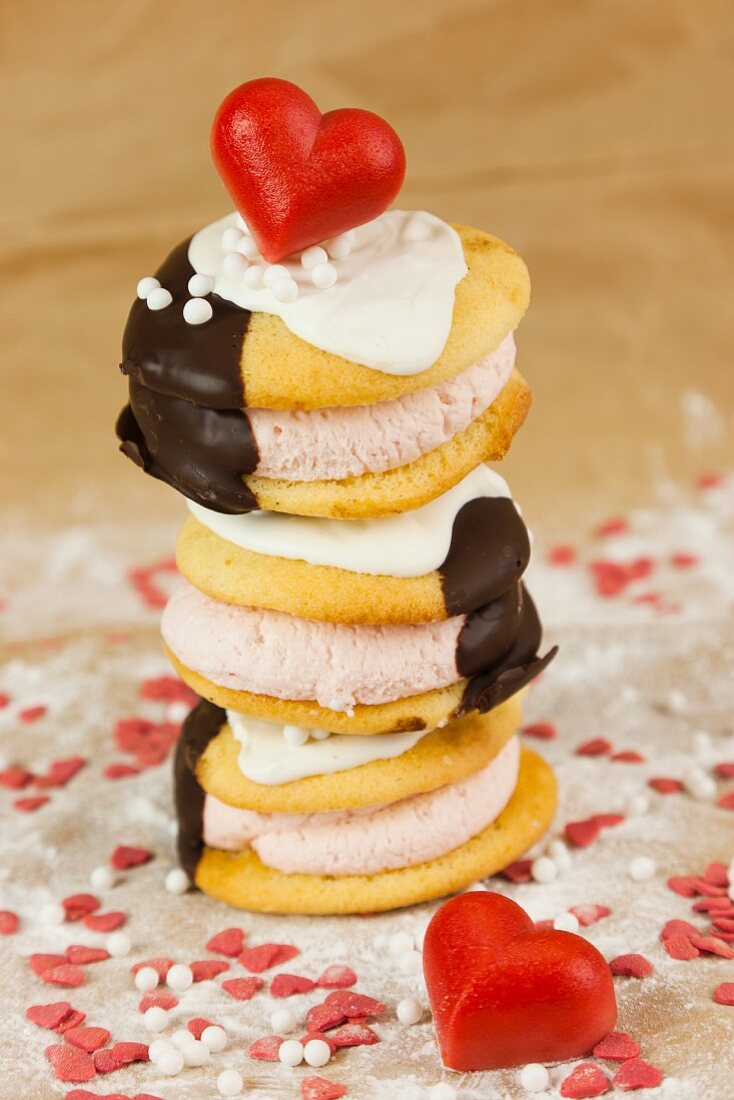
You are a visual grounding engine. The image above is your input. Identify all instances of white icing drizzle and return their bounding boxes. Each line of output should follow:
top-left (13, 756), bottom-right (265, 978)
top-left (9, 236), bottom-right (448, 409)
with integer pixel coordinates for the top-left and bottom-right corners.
top-left (188, 464), bottom-right (513, 578)
top-left (227, 711), bottom-right (429, 785)
top-left (188, 210), bottom-right (467, 375)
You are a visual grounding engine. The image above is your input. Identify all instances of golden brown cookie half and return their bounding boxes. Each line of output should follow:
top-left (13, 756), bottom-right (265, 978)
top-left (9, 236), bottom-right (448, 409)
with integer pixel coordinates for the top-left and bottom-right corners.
top-left (194, 747), bottom-right (555, 914)
top-left (196, 696), bottom-right (521, 814)
top-left (240, 226), bottom-right (530, 410)
top-left (243, 369), bottom-right (529, 519)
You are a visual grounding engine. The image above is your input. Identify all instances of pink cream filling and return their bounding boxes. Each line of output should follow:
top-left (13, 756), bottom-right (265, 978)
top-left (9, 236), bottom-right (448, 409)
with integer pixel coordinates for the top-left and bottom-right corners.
top-left (202, 736), bottom-right (520, 875)
top-left (162, 581), bottom-right (463, 712)
top-left (249, 333), bottom-right (516, 481)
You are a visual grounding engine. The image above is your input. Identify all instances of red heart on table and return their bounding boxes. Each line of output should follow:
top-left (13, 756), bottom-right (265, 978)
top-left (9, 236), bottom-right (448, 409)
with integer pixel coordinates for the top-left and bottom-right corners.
top-left (211, 78), bottom-right (405, 263)
top-left (423, 892), bottom-right (617, 1070)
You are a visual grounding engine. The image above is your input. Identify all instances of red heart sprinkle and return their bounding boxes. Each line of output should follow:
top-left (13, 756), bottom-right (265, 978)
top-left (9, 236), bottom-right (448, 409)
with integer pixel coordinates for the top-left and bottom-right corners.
top-left (62, 894), bottom-right (101, 921)
top-left (211, 78), bottom-right (405, 263)
top-left (270, 973), bottom-right (316, 998)
top-left (138, 993), bottom-right (178, 1013)
top-left (576, 738), bottom-right (613, 757)
top-left (663, 934), bottom-right (700, 961)
top-left (306, 1004), bottom-right (349, 1033)
top-left (612, 750), bottom-right (645, 764)
top-left (248, 1035), bottom-right (284, 1061)
top-left (609, 955), bottom-right (654, 978)
top-left (592, 1031), bottom-right (641, 1061)
top-left (666, 876), bottom-right (701, 897)
top-left (712, 916), bottom-right (734, 933)
top-left (548, 544), bottom-right (577, 566)
top-left (56, 1010), bottom-right (86, 1032)
top-left (83, 911), bottom-right (126, 933)
top-left (222, 977), bottom-right (264, 1001)
top-left (94, 1049), bottom-right (123, 1074)
top-left (689, 935), bottom-right (734, 958)
top-left (713, 982), bottom-right (734, 1005)
top-left (560, 1062), bottom-right (610, 1097)
top-left (30, 953), bottom-right (67, 975)
top-left (13, 795), bottom-right (49, 812)
top-left (715, 762), bottom-right (734, 778)
top-left (0, 766), bottom-right (33, 789)
top-left (501, 859), bottom-right (533, 883)
top-left (693, 898), bottom-right (733, 912)
top-left (301, 1077), bottom-right (347, 1100)
top-left (190, 959), bottom-right (229, 982)
top-left (44, 756), bottom-right (86, 786)
top-left (187, 1017), bottom-right (216, 1039)
top-left (717, 791), bottom-right (734, 810)
top-left (65, 1026), bottom-right (111, 1053)
top-left (330, 1022), bottom-right (380, 1048)
top-left (130, 957), bottom-right (172, 980)
top-left (591, 813), bottom-right (625, 828)
top-left (569, 905), bottom-right (612, 927)
top-left (26, 1001), bottom-right (74, 1029)
top-left (660, 919), bottom-right (698, 941)
top-left (648, 777), bottom-right (683, 794)
top-left (110, 845), bottom-right (152, 870)
top-left (522, 721), bottom-right (557, 740)
top-left (140, 675), bottom-right (195, 702)
top-left (238, 943), bottom-right (299, 973)
top-left (612, 1057), bottom-right (663, 1090)
top-left (19, 704), bottom-right (47, 723)
top-left (566, 819), bottom-right (603, 847)
top-left (104, 763), bottom-right (141, 780)
top-left (300, 1032), bottom-right (337, 1054)
top-left (45, 1044), bottom-right (96, 1082)
top-left (66, 946), bottom-right (110, 965)
top-left (42, 964), bottom-right (86, 988)
top-left (0, 910), bottom-right (19, 934)
top-left (324, 990), bottom-right (386, 1017)
top-left (206, 927), bottom-right (246, 957)
top-left (704, 862), bottom-right (730, 887)
top-left (109, 1041), bottom-right (149, 1064)
top-left (316, 965), bottom-right (357, 989)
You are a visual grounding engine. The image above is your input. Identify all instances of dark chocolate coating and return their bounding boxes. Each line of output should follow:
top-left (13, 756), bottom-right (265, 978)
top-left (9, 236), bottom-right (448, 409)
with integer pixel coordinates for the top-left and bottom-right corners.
top-left (441, 497), bottom-right (530, 615)
top-left (116, 236), bottom-right (260, 512)
top-left (456, 584), bottom-right (524, 677)
top-left (174, 700), bottom-right (225, 878)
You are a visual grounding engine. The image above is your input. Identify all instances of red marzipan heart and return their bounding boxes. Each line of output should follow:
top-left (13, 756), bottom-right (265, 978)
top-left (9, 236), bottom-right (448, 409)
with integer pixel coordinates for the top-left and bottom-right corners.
top-left (423, 892), bottom-right (617, 1071)
top-left (211, 78), bottom-right (405, 263)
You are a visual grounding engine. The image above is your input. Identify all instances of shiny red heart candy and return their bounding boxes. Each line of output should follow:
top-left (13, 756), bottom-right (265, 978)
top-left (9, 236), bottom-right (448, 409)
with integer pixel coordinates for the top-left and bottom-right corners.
top-left (210, 78), bottom-right (405, 263)
top-left (423, 892), bottom-right (617, 1070)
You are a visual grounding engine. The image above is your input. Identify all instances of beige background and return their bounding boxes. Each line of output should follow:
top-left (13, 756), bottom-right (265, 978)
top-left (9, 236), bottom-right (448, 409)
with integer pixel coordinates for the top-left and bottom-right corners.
top-left (1, 0), bottom-right (732, 536)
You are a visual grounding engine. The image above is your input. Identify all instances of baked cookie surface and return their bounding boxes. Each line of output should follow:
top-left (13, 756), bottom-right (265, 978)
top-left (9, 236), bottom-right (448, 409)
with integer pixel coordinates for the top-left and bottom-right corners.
top-left (193, 748), bottom-right (555, 914)
top-left (191, 695), bottom-right (522, 813)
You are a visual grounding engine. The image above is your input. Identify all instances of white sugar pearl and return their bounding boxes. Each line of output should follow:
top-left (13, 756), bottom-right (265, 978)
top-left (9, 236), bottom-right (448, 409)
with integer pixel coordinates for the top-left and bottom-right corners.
top-left (137, 276), bottom-right (160, 299)
top-left (628, 856), bottom-right (656, 882)
top-left (301, 245), bottom-right (328, 270)
top-left (310, 729), bottom-right (331, 741)
top-left (167, 963), bottom-right (193, 992)
top-left (223, 252), bottom-right (248, 275)
top-left (183, 297), bottom-right (213, 326)
top-left (627, 793), bottom-right (650, 816)
top-left (687, 774), bottom-right (717, 801)
top-left (304, 1038), bottom-right (331, 1068)
top-left (134, 965), bottom-right (160, 992)
top-left (188, 273), bottom-right (214, 297)
top-left (237, 235), bottom-right (260, 260)
top-left (553, 912), bottom-right (580, 934)
top-left (270, 1007), bottom-right (298, 1034)
top-left (278, 1038), bottom-right (304, 1067)
top-left (107, 932), bottom-right (131, 957)
top-left (389, 930), bottom-right (415, 956)
top-left (217, 1069), bottom-right (243, 1097)
top-left (90, 865), bottom-right (115, 890)
top-left (520, 1062), bottom-right (551, 1092)
top-left (325, 232), bottom-right (353, 260)
top-left (182, 1039), bottom-right (210, 1066)
top-left (283, 725), bottom-right (309, 747)
top-left (40, 902), bottom-right (66, 926)
top-left (396, 997), bottom-right (423, 1025)
top-left (271, 277), bottom-right (299, 304)
top-left (548, 839), bottom-right (573, 872)
top-left (166, 701), bottom-right (190, 723)
top-left (172, 1028), bottom-right (195, 1049)
top-left (310, 262), bottom-right (337, 289)
top-left (146, 287), bottom-right (173, 311)
top-left (243, 264), bottom-right (265, 289)
top-left (159, 1047), bottom-right (184, 1076)
top-left (264, 264), bottom-right (290, 287)
top-left (429, 1085), bottom-right (456, 1100)
top-left (201, 1025), bottom-right (228, 1052)
top-left (148, 1037), bottom-right (174, 1064)
top-left (143, 1006), bottom-right (169, 1033)
top-left (398, 950), bottom-right (423, 976)
top-left (165, 867), bottom-right (191, 895)
top-left (221, 227), bottom-right (244, 251)
top-left (531, 856), bottom-right (558, 884)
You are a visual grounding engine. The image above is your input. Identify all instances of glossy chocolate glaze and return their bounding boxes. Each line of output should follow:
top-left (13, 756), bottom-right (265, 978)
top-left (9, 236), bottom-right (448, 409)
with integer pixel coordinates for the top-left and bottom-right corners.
top-left (456, 584), bottom-right (524, 677)
top-left (117, 237), bottom-right (260, 512)
top-left (174, 700), bottom-right (225, 878)
top-left (440, 497), bottom-right (530, 615)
